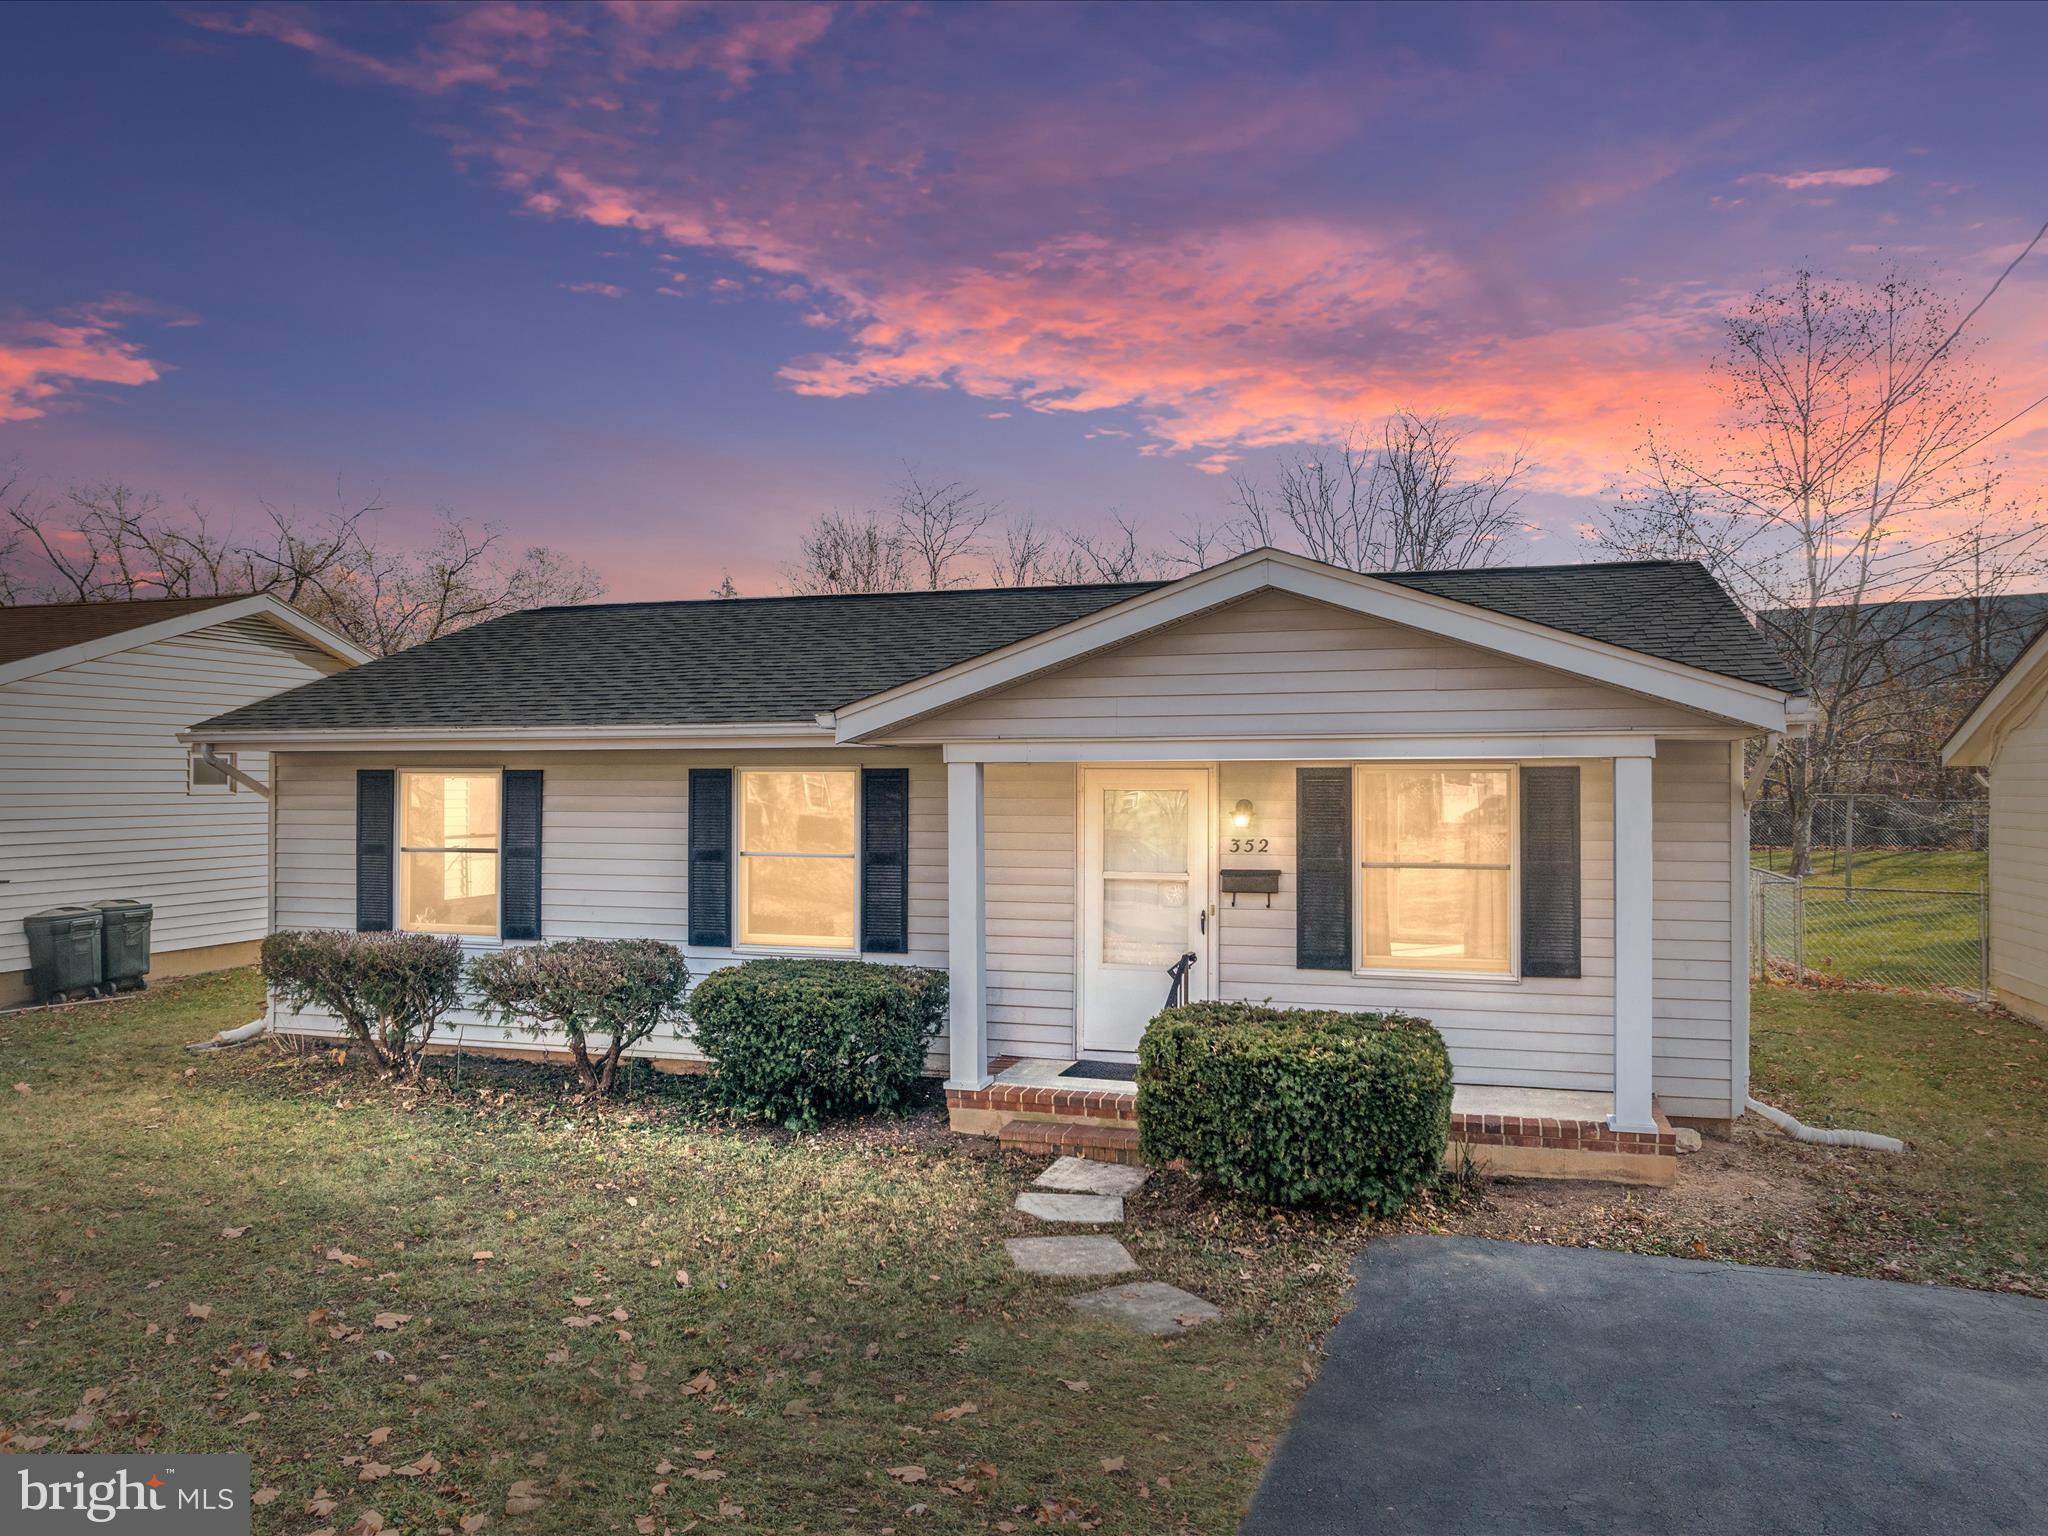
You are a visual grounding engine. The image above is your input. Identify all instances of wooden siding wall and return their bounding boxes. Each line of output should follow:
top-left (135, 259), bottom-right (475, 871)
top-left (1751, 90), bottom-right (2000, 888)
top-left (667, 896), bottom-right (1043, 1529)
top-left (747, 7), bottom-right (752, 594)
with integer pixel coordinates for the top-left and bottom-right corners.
top-left (269, 749), bottom-right (949, 1060)
top-left (0, 619), bottom-right (348, 976)
top-left (890, 589), bottom-right (1714, 742)
top-left (1988, 694), bottom-right (2048, 1023)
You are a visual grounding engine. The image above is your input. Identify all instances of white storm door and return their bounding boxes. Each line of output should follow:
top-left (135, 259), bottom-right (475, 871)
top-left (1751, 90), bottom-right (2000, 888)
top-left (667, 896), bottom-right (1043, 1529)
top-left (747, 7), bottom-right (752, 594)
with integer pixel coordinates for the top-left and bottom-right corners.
top-left (1080, 770), bottom-right (1211, 1054)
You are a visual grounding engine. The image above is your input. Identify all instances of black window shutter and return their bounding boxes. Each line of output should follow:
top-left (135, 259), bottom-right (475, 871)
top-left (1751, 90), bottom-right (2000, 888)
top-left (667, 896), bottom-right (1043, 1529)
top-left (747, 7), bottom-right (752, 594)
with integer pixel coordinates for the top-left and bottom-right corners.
top-left (860, 767), bottom-right (910, 954)
top-left (1520, 765), bottom-right (1582, 978)
top-left (688, 768), bottom-right (733, 948)
top-left (1296, 767), bottom-right (1352, 970)
top-left (500, 770), bottom-right (544, 942)
top-left (355, 769), bottom-right (396, 932)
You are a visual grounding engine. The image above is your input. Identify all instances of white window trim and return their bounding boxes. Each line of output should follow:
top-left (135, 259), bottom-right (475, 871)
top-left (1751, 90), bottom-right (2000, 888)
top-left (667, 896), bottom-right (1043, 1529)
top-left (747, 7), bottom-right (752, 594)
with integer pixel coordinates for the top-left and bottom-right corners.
top-left (1353, 761), bottom-right (1520, 982)
top-left (733, 766), bottom-right (862, 956)
top-left (396, 768), bottom-right (503, 942)
top-left (189, 748), bottom-right (238, 795)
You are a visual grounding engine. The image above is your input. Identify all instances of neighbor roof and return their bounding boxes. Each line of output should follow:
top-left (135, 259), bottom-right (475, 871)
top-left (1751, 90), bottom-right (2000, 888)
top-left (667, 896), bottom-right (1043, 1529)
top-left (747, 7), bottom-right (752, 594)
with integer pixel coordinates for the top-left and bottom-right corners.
top-left (191, 558), bottom-right (1797, 737)
top-left (0, 594), bottom-right (244, 668)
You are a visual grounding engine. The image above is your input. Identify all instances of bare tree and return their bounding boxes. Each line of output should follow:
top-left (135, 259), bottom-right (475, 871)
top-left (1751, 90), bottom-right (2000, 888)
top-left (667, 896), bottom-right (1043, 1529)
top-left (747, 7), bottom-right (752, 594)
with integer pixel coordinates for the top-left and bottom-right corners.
top-left (784, 509), bottom-right (911, 594)
top-left (1228, 412), bottom-right (1529, 573)
top-left (1593, 262), bottom-right (2048, 872)
top-left (1062, 513), bottom-right (1154, 582)
top-left (0, 477), bottom-right (605, 655)
top-left (895, 469), bottom-right (992, 589)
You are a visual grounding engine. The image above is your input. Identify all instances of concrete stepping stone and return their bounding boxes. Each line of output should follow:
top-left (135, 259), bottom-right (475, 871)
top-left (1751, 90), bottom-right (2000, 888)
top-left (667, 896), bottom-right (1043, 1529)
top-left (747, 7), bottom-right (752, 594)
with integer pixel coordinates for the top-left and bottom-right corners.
top-left (1004, 1236), bottom-right (1138, 1279)
top-left (1016, 1190), bottom-right (1124, 1223)
top-left (1069, 1281), bottom-right (1222, 1337)
top-left (1033, 1156), bottom-right (1149, 1198)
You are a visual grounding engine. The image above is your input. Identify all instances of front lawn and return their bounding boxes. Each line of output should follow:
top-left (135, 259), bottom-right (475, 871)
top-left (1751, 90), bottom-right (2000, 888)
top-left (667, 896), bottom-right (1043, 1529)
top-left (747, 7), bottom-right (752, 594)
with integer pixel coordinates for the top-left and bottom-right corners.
top-left (1434, 984), bottom-right (2048, 1297)
top-left (0, 971), bottom-right (1363, 1535)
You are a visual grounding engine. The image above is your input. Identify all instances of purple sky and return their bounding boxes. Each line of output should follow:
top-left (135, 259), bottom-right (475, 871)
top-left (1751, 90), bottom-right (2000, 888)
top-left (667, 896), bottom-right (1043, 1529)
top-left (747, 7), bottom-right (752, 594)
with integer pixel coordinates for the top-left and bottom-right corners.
top-left (3, 1), bottom-right (2045, 597)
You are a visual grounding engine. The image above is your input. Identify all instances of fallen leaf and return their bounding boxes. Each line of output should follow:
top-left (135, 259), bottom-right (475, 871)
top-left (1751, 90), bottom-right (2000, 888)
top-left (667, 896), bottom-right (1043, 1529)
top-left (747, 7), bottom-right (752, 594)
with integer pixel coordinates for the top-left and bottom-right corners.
top-left (459, 1515), bottom-right (488, 1534)
top-left (396, 1454), bottom-right (440, 1478)
top-left (885, 1466), bottom-right (928, 1485)
top-left (635, 1519), bottom-right (655, 1534)
top-left (367, 1427), bottom-right (391, 1446)
top-left (326, 1248), bottom-right (369, 1269)
top-left (1060, 1379), bottom-right (1090, 1393)
top-left (683, 1370), bottom-right (717, 1396)
top-left (358, 1462), bottom-right (392, 1482)
top-left (11, 1082), bottom-right (28, 1094)
top-left (348, 1512), bottom-right (384, 1536)
top-left (931, 1401), bottom-right (977, 1422)
top-left (653, 1460), bottom-right (674, 1476)
top-left (717, 1500), bottom-right (743, 1518)
top-left (185, 1302), bottom-right (212, 1320)
top-left (673, 1269), bottom-right (691, 1289)
top-left (610, 1307), bottom-right (629, 1322)
top-left (472, 1251), bottom-right (494, 1262)
top-left (1101, 1456), bottom-right (1126, 1474)
top-left (372, 1312), bottom-right (411, 1331)
top-left (571, 1295), bottom-right (595, 1307)
top-left (504, 1479), bottom-right (545, 1515)
top-left (251, 1488), bottom-right (280, 1506)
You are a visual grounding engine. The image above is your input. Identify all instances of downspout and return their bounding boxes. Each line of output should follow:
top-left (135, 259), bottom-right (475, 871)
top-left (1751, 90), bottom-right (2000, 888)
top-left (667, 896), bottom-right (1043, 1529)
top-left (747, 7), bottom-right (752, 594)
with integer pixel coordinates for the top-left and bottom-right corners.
top-left (1746, 1095), bottom-right (1904, 1153)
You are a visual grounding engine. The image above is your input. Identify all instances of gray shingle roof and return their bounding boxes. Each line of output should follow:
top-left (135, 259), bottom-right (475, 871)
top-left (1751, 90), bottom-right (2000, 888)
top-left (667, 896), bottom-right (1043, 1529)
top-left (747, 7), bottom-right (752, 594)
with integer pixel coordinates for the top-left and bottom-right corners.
top-left (191, 558), bottom-right (1796, 736)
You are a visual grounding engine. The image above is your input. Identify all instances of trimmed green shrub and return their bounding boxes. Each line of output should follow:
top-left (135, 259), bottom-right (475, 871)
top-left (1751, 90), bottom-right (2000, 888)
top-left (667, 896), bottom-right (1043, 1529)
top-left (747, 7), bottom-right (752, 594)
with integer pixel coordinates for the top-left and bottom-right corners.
top-left (262, 929), bottom-right (463, 1082)
top-left (686, 959), bottom-right (946, 1129)
top-left (467, 938), bottom-right (690, 1095)
top-left (1137, 1003), bottom-right (1452, 1212)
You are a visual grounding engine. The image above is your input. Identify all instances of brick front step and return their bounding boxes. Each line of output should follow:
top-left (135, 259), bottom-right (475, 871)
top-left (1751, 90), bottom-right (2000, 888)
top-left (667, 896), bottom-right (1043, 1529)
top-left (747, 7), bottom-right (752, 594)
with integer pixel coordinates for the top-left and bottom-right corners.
top-left (946, 1081), bottom-right (1137, 1125)
top-left (998, 1120), bottom-right (1144, 1165)
top-left (1449, 1107), bottom-right (1677, 1157)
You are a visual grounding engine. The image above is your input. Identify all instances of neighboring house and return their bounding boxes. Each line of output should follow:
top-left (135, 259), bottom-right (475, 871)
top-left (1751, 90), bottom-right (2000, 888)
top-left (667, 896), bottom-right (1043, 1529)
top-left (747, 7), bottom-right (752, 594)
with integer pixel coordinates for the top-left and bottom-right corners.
top-left (186, 550), bottom-right (1807, 1182)
top-left (0, 595), bottom-right (369, 1007)
top-left (1941, 622), bottom-right (2048, 1025)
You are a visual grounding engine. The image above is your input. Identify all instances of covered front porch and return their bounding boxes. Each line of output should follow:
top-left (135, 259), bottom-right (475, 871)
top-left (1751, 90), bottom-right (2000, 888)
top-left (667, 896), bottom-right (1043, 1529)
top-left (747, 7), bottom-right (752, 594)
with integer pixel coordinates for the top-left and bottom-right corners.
top-left (936, 733), bottom-right (1701, 1187)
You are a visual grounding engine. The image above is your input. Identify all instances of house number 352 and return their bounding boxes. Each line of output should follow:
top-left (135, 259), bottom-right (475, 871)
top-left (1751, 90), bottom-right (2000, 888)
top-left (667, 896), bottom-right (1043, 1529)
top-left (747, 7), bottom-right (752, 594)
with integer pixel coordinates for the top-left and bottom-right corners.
top-left (1228, 837), bottom-right (1269, 853)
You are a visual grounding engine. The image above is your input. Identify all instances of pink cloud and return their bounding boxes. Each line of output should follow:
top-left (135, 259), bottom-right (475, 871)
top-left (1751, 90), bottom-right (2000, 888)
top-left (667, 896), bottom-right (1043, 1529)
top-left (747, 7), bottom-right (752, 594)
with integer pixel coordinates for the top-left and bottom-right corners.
top-left (560, 280), bottom-right (628, 298)
top-left (1744, 166), bottom-right (1894, 190)
top-left (0, 299), bottom-right (172, 424)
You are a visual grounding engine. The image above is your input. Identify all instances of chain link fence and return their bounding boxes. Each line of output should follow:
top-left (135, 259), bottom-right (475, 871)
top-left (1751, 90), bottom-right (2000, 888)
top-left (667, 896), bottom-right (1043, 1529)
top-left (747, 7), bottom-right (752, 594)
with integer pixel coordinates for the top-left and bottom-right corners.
top-left (1750, 867), bottom-right (1989, 1000)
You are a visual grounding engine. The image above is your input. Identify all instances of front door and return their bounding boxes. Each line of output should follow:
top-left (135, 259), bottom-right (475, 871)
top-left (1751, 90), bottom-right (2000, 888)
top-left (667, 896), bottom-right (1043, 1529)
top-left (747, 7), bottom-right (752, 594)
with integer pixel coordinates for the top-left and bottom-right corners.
top-left (1080, 769), bottom-right (1211, 1055)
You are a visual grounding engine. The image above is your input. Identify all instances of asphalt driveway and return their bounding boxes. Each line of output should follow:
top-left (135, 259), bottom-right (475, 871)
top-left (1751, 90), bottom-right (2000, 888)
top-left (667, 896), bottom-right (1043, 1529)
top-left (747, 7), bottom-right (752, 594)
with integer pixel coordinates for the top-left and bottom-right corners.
top-left (1242, 1236), bottom-right (2048, 1535)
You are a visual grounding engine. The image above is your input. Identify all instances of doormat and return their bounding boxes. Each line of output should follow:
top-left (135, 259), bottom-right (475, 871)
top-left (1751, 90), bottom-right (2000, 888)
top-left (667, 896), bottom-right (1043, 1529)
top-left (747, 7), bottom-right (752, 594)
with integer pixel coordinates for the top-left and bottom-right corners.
top-left (1061, 1059), bottom-right (1139, 1082)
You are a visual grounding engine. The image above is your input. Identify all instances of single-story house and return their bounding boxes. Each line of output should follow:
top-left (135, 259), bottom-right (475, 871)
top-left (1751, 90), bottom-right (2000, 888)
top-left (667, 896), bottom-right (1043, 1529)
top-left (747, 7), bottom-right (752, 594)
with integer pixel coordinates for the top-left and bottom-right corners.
top-left (1, 594), bottom-right (368, 1007)
top-left (1942, 622), bottom-right (2048, 1025)
top-left (185, 549), bottom-right (1807, 1182)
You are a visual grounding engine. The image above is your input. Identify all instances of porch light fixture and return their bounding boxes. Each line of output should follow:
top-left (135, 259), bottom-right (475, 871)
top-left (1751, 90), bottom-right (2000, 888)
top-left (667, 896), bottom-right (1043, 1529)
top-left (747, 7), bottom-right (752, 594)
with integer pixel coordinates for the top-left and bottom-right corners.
top-left (1231, 798), bottom-right (1254, 830)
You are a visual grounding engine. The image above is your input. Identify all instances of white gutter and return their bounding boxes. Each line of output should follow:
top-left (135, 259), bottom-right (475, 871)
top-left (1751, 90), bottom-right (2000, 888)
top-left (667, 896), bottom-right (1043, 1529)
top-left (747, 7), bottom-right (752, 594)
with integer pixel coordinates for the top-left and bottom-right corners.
top-left (178, 721), bottom-right (834, 753)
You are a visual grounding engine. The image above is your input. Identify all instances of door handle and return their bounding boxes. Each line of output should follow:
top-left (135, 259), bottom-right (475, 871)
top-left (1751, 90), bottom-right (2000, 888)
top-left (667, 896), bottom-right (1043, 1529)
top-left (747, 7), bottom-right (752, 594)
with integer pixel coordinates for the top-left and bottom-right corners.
top-left (1199, 909), bottom-right (1207, 935)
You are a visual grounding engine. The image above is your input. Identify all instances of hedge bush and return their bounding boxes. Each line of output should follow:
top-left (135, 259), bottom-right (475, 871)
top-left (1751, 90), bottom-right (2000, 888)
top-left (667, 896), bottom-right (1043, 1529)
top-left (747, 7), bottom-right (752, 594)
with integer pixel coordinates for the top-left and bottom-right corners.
top-left (686, 959), bottom-right (946, 1129)
top-left (1137, 1003), bottom-right (1452, 1212)
top-left (262, 929), bottom-right (463, 1082)
top-left (467, 938), bottom-right (690, 1095)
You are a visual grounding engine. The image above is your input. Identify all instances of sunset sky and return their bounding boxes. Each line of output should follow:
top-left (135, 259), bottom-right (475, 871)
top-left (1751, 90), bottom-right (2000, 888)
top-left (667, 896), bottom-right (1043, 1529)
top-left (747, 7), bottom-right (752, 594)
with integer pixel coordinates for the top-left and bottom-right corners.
top-left (3, 1), bottom-right (2045, 598)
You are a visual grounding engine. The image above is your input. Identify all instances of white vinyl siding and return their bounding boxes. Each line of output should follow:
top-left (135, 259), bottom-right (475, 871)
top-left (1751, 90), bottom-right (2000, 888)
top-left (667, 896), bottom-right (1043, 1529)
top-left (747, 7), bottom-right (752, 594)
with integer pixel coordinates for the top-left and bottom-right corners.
top-left (1649, 740), bottom-right (1739, 1119)
top-left (985, 763), bottom-right (1079, 1058)
top-left (0, 618), bottom-right (348, 976)
top-left (1215, 759), bottom-right (1619, 1092)
top-left (886, 589), bottom-right (1718, 742)
top-left (270, 748), bottom-right (947, 1060)
top-left (1985, 691), bottom-right (2048, 1023)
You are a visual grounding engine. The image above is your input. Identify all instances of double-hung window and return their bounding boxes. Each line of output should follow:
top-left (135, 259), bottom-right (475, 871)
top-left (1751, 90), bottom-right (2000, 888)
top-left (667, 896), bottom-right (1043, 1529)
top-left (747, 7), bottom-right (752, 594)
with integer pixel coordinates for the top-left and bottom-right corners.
top-left (737, 768), bottom-right (858, 950)
top-left (398, 771), bottom-right (501, 938)
top-left (1357, 765), bottom-right (1512, 974)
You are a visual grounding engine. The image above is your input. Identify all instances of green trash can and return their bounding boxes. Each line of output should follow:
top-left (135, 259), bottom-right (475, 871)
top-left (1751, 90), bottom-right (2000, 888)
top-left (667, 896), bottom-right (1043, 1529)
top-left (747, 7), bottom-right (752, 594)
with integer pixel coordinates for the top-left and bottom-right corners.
top-left (93, 898), bottom-right (155, 992)
top-left (23, 906), bottom-right (103, 1004)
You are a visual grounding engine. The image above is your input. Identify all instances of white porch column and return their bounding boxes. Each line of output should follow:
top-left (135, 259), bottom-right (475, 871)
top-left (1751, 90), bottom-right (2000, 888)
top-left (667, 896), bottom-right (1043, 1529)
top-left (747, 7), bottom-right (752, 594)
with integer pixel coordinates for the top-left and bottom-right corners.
top-left (945, 759), bottom-right (990, 1091)
top-left (1610, 751), bottom-right (1658, 1132)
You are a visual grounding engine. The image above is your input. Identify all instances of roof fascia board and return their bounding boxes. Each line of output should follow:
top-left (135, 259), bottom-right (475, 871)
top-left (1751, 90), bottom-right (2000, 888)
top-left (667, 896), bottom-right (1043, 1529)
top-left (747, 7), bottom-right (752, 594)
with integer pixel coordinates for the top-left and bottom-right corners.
top-left (179, 721), bottom-right (834, 753)
top-left (942, 732), bottom-right (1662, 764)
top-left (0, 594), bottom-right (369, 689)
top-left (833, 549), bottom-right (1792, 741)
top-left (1942, 627), bottom-right (2048, 768)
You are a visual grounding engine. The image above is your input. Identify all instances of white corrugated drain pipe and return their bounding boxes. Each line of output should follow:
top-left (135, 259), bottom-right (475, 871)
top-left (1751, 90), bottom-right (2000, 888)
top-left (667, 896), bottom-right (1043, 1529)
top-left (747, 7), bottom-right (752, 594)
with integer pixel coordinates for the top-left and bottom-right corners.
top-left (1747, 1096), bottom-right (1905, 1153)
